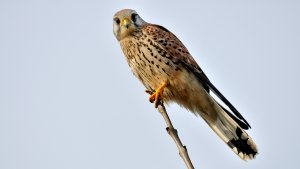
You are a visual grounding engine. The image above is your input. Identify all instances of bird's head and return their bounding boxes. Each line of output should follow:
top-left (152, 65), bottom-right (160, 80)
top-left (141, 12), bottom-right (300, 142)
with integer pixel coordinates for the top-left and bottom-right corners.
top-left (113, 9), bottom-right (146, 41)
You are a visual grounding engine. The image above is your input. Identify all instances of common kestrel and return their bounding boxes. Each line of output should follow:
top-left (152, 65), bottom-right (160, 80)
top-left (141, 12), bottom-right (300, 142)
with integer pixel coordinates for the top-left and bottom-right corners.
top-left (113, 9), bottom-right (258, 160)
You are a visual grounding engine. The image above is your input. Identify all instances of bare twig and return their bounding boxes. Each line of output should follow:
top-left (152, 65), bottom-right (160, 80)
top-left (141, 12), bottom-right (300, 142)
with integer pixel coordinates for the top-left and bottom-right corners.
top-left (157, 103), bottom-right (195, 169)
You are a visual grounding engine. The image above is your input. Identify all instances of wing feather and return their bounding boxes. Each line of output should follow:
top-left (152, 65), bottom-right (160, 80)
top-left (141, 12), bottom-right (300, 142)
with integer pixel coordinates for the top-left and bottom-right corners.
top-left (144, 24), bottom-right (251, 128)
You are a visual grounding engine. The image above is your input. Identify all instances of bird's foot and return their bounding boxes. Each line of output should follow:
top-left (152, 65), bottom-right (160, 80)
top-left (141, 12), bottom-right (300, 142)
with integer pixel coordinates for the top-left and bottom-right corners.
top-left (146, 83), bottom-right (167, 108)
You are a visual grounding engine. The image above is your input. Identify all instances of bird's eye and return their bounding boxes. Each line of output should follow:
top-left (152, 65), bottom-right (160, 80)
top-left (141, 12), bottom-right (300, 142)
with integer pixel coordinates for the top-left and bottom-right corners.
top-left (114, 17), bottom-right (120, 24)
top-left (131, 13), bottom-right (137, 23)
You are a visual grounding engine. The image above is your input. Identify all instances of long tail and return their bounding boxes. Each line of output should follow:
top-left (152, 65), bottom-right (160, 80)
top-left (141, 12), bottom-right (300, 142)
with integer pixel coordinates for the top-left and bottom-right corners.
top-left (206, 106), bottom-right (258, 160)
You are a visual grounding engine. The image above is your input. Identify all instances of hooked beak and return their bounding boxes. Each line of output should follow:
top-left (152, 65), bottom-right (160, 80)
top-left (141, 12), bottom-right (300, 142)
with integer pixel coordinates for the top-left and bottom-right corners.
top-left (121, 18), bottom-right (131, 29)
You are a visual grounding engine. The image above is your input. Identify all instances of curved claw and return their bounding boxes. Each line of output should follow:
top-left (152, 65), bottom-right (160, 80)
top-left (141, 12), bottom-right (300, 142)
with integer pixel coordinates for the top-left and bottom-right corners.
top-left (147, 83), bottom-right (167, 108)
top-left (145, 90), bottom-right (154, 95)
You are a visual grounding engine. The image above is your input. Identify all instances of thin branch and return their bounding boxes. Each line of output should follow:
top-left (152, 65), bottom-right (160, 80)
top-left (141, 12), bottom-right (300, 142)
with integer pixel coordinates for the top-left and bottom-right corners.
top-left (157, 103), bottom-right (195, 169)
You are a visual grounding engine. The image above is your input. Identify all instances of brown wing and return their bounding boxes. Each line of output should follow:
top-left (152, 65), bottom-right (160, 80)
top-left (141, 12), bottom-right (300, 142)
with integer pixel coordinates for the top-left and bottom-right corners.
top-left (142, 24), bottom-right (211, 92)
top-left (143, 24), bottom-right (251, 129)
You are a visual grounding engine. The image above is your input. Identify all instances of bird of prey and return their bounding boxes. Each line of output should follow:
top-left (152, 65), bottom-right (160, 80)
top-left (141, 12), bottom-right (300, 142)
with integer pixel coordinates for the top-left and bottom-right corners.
top-left (113, 9), bottom-right (258, 160)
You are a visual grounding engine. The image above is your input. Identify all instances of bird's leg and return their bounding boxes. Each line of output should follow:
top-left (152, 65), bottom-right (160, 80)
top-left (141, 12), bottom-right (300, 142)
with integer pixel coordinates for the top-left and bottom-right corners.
top-left (146, 82), bottom-right (167, 108)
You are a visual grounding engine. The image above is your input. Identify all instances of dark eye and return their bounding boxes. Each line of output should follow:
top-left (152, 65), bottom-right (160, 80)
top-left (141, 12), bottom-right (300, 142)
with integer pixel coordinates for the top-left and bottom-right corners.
top-left (114, 17), bottom-right (120, 24)
top-left (131, 13), bottom-right (137, 22)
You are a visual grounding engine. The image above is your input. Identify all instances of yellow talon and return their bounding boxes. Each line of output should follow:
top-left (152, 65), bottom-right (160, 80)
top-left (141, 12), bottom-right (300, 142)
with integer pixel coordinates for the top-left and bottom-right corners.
top-left (148, 83), bottom-right (167, 108)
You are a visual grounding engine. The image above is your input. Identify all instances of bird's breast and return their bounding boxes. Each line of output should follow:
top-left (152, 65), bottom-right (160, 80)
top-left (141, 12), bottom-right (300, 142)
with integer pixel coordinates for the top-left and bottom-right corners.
top-left (120, 37), bottom-right (182, 91)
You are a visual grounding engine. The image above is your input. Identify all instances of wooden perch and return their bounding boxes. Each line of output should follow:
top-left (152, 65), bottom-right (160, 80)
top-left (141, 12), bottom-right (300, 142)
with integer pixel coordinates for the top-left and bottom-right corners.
top-left (157, 103), bottom-right (195, 169)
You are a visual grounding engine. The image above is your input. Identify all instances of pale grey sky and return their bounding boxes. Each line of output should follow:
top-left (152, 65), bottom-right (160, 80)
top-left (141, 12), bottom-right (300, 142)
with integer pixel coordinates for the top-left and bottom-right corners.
top-left (1, 0), bottom-right (300, 169)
